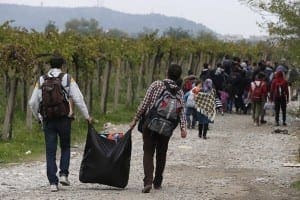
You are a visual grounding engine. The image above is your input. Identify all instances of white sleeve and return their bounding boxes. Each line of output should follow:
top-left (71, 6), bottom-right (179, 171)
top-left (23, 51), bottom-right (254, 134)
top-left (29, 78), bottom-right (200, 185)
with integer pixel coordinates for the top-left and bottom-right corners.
top-left (68, 78), bottom-right (90, 119)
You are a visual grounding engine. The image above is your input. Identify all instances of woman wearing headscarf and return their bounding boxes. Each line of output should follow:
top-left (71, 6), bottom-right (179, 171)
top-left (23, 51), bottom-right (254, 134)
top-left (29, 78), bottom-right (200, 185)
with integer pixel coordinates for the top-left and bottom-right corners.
top-left (194, 78), bottom-right (216, 139)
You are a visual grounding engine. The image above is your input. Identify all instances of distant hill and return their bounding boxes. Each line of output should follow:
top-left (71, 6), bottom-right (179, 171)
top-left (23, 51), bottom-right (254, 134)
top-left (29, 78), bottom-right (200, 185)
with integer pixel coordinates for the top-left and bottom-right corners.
top-left (0, 3), bottom-right (213, 36)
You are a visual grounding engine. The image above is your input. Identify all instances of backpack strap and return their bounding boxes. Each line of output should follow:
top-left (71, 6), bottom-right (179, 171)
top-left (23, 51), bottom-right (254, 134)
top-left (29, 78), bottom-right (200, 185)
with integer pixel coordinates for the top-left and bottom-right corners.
top-left (38, 74), bottom-right (48, 89)
top-left (163, 80), bottom-right (180, 95)
top-left (58, 72), bottom-right (65, 81)
top-left (58, 73), bottom-right (70, 98)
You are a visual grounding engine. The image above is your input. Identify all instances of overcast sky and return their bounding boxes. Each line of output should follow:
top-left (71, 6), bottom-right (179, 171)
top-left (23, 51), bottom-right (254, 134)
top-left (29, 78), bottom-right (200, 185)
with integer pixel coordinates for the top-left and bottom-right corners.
top-left (0, 0), bottom-right (269, 37)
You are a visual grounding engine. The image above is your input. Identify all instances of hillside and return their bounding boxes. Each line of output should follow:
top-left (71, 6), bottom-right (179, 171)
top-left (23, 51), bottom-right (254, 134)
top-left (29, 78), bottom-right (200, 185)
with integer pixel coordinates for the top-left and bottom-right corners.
top-left (0, 3), bottom-right (213, 35)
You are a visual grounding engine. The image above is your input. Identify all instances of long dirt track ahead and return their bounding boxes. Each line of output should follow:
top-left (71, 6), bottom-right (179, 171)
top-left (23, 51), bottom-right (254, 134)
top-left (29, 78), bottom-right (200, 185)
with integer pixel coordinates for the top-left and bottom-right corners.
top-left (0, 110), bottom-right (299, 200)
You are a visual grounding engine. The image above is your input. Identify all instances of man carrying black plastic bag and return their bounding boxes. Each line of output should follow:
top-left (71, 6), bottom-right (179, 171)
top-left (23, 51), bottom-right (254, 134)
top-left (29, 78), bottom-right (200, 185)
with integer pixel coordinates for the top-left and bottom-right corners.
top-left (130, 64), bottom-right (187, 193)
top-left (79, 124), bottom-right (132, 188)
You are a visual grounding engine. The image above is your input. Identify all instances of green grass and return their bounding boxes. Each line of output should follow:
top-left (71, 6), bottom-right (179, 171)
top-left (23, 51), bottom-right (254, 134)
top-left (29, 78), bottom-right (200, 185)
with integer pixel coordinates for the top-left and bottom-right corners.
top-left (291, 180), bottom-right (300, 190)
top-left (0, 103), bottom-right (137, 164)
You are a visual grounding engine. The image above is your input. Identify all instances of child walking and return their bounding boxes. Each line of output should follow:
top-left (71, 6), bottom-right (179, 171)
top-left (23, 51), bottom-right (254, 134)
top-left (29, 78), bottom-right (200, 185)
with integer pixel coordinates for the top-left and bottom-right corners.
top-left (195, 79), bottom-right (216, 139)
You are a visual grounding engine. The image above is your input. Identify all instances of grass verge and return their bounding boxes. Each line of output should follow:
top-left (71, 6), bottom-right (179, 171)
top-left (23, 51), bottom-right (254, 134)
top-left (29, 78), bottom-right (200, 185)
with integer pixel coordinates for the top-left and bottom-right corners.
top-left (0, 104), bottom-right (136, 165)
top-left (291, 180), bottom-right (300, 190)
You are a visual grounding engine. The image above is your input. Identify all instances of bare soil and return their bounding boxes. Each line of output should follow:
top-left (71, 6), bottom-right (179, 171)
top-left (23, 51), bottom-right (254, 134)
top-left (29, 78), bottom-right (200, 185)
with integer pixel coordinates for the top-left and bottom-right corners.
top-left (0, 109), bottom-right (299, 200)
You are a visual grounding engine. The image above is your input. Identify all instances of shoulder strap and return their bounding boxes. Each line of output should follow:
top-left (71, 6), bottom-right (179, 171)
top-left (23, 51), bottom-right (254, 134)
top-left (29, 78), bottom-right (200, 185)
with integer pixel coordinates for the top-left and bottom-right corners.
top-left (58, 72), bottom-right (70, 98)
top-left (58, 72), bottom-right (65, 80)
top-left (38, 75), bottom-right (48, 89)
top-left (66, 74), bottom-right (71, 87)
top-left (163, 80), bottom-right (179, 95)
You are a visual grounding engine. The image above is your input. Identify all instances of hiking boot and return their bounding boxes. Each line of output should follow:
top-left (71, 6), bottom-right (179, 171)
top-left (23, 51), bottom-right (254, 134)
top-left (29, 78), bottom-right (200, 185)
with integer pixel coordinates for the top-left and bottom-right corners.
top-left (59, 175), bottom-right (70, 186)
top-left (142, 185), bottom-right (152, 193)
top-left (50, 184), bottom-right (59, 192)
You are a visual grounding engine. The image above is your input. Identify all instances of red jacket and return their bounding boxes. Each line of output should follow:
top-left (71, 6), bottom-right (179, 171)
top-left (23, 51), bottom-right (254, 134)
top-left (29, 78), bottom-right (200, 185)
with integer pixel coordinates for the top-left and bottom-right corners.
top-left (270, 71), bottom-right (289, 101)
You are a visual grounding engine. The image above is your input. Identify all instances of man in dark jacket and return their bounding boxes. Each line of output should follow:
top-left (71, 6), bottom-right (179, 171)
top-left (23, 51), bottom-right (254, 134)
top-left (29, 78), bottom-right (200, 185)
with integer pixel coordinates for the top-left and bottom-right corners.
top-left (130, 64), bottom-right (187, 193)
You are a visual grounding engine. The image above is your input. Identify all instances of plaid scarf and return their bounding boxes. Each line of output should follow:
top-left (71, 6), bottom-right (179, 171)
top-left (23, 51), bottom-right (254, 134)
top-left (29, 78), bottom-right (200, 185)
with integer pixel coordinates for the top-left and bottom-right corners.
top-left (195, 90), bottom-right (216, 121)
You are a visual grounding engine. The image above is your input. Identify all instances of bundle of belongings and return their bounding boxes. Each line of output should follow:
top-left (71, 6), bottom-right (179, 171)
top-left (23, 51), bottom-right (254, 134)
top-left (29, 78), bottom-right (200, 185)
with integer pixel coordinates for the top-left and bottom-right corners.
top-left (79, 122), bottom-right (132, 188)
top-left (98, 122), bottom-right (124, 142)
top-left (195, 90), bottom-right (216, 122)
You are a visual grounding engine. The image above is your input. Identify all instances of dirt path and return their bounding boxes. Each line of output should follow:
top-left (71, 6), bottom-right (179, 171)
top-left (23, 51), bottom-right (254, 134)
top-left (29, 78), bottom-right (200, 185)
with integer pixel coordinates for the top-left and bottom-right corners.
top-left (0, 112), bottom-right (299, 200)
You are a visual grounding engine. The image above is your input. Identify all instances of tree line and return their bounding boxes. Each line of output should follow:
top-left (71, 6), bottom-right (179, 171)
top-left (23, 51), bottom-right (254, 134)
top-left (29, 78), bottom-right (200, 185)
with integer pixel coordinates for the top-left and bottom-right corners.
top-left (0, 18), bottom-right (295, 141)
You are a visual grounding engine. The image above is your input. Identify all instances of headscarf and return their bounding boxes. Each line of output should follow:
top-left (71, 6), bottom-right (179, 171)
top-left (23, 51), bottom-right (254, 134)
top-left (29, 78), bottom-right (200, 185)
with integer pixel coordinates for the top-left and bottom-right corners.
top-left (274, 70), bottom-right (285, 84)
top-left (202, 78), bottom-right (213, 93)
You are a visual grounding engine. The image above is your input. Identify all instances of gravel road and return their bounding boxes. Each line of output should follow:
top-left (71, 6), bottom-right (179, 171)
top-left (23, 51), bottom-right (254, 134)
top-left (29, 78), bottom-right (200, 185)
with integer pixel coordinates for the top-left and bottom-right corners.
top-left (0, 108), bottom-right (299, 200)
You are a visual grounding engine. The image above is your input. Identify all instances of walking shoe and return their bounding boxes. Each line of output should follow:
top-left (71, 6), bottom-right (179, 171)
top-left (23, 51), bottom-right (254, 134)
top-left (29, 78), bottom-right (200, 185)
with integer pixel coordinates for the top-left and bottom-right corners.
top-left (142, 185), bottom-right (152, 193)
top-left (50, 184), bottom-right (59, 192)
top-left (59, 175), bottom-right (70, 186)
top-left (260, 120), bottom-right (267, 124)
top-left (153, 184), bottom-right (162, 190)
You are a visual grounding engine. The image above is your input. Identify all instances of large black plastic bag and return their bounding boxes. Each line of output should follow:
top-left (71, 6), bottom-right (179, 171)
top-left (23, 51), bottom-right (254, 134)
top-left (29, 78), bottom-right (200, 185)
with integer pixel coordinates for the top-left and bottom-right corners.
top-left (79, 124), bottom-right (132, 188)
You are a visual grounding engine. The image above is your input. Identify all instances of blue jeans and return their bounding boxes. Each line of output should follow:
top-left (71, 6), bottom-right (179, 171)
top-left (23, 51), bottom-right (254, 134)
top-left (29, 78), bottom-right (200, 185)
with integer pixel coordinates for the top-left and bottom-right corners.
top-left (43, 117), bottom-right (71, 185)
top-left (227, 98), bottom-right (233, 113)
top-left (185, 107), bottom-right (197, 128)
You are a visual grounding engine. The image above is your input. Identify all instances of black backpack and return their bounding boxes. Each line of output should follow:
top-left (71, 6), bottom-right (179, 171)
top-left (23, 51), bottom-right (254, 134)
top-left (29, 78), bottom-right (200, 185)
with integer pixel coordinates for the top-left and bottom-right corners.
top-left (39, 73), bottom-right (70, 120)
top-left (146, 81), bottom-right (182, 137)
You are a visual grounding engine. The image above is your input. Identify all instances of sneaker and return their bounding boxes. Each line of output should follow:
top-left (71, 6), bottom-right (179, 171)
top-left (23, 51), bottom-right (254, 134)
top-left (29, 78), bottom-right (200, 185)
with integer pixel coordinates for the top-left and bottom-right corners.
top-left (50, 184), bottom-right (59, 192)
top-left (59, 175), bottom-right (70, 186)
top-left (153, 184), bottom-right (162, 190)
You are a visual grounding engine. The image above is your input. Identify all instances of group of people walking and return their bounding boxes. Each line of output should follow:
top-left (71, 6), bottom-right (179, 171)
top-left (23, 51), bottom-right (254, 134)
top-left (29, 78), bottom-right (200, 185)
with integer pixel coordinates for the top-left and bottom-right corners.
top-left (28, 53), bottom-right (293, 194)
top-left (182, 56), bottom-right (291, 129)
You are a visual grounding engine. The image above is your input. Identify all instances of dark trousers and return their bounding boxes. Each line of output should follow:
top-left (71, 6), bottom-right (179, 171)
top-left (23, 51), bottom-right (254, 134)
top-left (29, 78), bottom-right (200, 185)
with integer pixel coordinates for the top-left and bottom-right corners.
top-left (43, 117), bottom-right (71, 185)
top-left (198, 123), bottom-right (208, 137)
top-left (274, 98), bottom-right (287, 123)
top-left (142, 127), bottom-right (171, 187)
